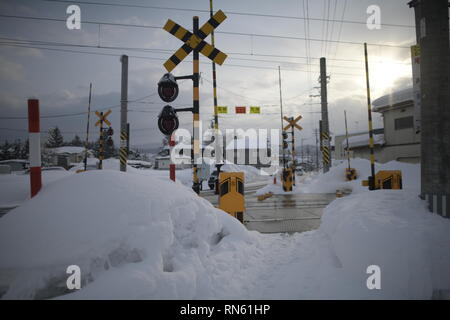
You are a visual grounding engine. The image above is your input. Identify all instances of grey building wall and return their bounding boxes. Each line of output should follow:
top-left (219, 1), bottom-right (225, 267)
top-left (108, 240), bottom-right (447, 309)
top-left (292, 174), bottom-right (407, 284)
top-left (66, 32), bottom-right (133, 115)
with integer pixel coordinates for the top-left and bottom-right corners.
top-left (382, 101), bottom-right (421, 146)
top-left (334, 101), bottom-right (421, 164)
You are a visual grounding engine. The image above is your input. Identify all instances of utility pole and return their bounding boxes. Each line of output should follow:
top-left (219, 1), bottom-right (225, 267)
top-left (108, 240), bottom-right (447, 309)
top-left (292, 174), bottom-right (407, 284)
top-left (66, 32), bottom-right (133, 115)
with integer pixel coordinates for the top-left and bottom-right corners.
top-left (320, 57), bottom-right (331, 172)
top-left (119, 55), bottom-right (128, 172)
top-left (409, 0), bottom-right (450, 217)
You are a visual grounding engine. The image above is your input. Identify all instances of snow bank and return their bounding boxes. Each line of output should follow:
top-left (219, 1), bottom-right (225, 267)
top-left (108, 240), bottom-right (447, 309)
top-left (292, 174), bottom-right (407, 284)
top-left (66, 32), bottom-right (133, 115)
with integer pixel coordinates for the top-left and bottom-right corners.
top-left (0, 171), bottom-right (72, 207)
top-left (0, 170), bottom-right (263, 299)
top-left (250, 161), bottom-right (450, 299)
top-left (316, 190), bottom-right (450, 299)
top-left (299, 158), bottom-right (420, 194)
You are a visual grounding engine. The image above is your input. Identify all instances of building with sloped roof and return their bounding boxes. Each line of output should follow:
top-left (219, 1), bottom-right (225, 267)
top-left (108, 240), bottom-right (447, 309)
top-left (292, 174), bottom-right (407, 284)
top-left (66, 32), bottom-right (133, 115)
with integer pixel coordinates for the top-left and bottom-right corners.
top-left (334, 87), bottom-right (420, 163)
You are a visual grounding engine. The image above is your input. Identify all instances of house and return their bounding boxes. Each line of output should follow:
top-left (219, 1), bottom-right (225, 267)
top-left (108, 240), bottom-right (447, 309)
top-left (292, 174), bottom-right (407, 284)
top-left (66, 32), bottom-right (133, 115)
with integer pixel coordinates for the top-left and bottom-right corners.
top-left (47, 146), bottom-right (88, 169)
top-left (0, 159), bottom-right (28, 172)
top-left (334, 128), bottom-right (385, 161)
top-left (153, 146), bottom-right (191, 170)
top-left (334, 87), bottom-right (420, 163)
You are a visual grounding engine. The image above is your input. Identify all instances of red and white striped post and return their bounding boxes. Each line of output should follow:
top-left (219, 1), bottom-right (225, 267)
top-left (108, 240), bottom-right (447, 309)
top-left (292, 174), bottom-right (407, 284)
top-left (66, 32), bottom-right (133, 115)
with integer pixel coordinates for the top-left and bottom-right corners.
top-left (169, 133), bottom-right (175, 182)
top-left (28, 99), bottom-right (42, 198)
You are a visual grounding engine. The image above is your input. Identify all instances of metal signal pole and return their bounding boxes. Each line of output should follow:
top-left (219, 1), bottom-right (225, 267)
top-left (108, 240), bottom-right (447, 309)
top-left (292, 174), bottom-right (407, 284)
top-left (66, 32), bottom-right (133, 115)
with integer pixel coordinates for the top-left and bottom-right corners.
top-left (364, 43), bottom-right (376, 190)
top-left (192, 16), bottom-right (201, 194)
top-left (210, 0), bottom-right (222, 194)
top-left (344, 110), bottom-right (351, 170)
top-left (84, 83), bottom-right (92, 171)
top-left (98, 112), bottom-right (104, 170)
top-left (278, 66), bottom-right (285, 169)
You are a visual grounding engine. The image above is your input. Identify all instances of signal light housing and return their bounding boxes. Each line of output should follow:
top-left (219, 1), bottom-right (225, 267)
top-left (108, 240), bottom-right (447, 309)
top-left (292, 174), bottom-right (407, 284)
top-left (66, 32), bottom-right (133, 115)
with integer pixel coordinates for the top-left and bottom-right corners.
top-left (107, 127), bottom-right (114, 136)
top-left (158, 73), bottom-right (179, 103)
top-left (158, 105), bottom-right (179, 135)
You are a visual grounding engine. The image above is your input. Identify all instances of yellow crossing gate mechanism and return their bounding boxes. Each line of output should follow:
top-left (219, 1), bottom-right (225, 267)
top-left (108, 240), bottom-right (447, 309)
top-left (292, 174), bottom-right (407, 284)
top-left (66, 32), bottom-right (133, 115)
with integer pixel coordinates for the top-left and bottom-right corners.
top-left (362, 170), bottom-right (402, 190)
top-left (282, 168), bottom-right (293, 192)
top-left (218, 172), bottom-right (245, 223)
top-left (346, 168), bottom-right (358, 181)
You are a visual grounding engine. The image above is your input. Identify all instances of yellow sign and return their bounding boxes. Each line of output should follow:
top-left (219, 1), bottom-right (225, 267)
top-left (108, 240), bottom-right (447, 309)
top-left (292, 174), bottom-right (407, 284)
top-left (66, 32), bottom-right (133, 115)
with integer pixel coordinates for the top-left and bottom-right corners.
top-left (249, 106), bottom-right (261, 114)
top-left (95, 110), bottom-right (112, 127)
top-left (217, 106), bottom-right (228, 114)
top-left (411, 45), bottom-right (420, 58)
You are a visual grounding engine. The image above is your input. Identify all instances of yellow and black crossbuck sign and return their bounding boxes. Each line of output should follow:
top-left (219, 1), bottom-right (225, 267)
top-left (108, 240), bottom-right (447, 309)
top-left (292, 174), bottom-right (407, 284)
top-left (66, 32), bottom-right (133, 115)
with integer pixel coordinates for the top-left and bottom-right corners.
top-left (162, 10), bottom-right (228, 72)
top-left (95, 110), bottom-right (111, 127)
top-left (283, 115), bottom-right (303, 131)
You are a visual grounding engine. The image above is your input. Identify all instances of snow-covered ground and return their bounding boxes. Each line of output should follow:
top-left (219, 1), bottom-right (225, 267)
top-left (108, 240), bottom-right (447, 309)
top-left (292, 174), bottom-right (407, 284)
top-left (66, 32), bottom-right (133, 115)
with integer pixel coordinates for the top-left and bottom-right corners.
top-left (0, 158), bottom-right (449, 299)
top-left (1, 159), bottom-right (270, 207)
top-left (0, 171), bottom-right (72, 207)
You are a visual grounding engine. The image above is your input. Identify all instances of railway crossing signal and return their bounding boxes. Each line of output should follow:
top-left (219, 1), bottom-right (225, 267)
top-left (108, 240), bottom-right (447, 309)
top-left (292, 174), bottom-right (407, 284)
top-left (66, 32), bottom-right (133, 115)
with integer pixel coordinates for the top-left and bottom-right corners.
top-left (158, 73), bottom-right (179, 103)
top-left (95, 110), bottom-right (112, 169)
top-left (162, 10), bottom-right (228, 72)
top-left (159, 10), bottom-right (228, 194)
top-left (158, 105), bottom-right (179, 136)
top-left (283, 115), bottom-right (303, 186)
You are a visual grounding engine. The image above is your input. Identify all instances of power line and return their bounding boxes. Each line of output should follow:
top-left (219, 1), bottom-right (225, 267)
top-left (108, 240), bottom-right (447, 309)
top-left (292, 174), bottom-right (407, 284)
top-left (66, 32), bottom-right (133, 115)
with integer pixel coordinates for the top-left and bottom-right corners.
top-left (0, 14), bottom-right (412, 49)
top-left (41, 0), bottom-right (415, 29)
top-left (0, 36), bottom-right (386, 65)
top-left (0, 42), bottom-right (363, 76)
top-left (0, 92), bottom-right (158, 120)
top-left (0, 37), bottom-right (367, 70)
top-left (0, 36), bottom-right (413, 65)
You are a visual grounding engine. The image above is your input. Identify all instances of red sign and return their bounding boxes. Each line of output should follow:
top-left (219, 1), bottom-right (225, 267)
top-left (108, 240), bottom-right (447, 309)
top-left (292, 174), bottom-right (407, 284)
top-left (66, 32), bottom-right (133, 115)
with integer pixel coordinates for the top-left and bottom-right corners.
top-left (235, 106), bottom-right (246, 114)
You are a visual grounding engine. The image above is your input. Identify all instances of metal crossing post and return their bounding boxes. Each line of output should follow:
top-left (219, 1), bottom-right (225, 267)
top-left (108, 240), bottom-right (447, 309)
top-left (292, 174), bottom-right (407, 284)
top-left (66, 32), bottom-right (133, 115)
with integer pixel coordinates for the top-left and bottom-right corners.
top-left (192, 16), bottom-right (201, 194)
top-left (364, 43), bottom-right (376, 189)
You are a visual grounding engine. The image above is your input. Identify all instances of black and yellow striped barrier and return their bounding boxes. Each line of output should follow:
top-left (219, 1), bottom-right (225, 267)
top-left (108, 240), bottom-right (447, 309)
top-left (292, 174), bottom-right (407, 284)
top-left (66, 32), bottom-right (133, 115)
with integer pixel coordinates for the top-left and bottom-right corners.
top-left (119, 130), bottom-right (128, 169)
top-left (219, 172), bottom-right (245, 223)
top-left (162, 10), bottom-right (227, 72)
top-left (321, 131), bottom-right (331, 165)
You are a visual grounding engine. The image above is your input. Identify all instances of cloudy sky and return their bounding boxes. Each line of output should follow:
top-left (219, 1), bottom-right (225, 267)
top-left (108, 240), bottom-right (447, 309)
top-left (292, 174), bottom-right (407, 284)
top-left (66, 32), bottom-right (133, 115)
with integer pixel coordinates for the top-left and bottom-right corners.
top-left (0, 0), bottom-right (417, 148)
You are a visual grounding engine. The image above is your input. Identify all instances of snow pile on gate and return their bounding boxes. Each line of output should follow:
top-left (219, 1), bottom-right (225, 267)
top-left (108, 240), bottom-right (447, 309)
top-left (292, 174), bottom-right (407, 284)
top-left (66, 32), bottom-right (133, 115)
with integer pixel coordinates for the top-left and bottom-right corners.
top-left (0, 170), bottom-right (257, 299)
top-left (299, 158), bottom-right (420, 194)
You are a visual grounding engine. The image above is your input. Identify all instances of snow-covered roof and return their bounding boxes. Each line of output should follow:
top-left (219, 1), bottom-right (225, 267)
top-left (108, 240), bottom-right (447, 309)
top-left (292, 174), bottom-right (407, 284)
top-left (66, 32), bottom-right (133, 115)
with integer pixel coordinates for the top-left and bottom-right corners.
top-left (127, 160), bottom-right (153, 165)
top-left (342, 133), bottom-right (385, 149)
top-left (49, 146), bottom-right (85, 154)
top-left (372, 87), bottom-right (413, 112)
top-left (0, 159), bottom-right (28, 163)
